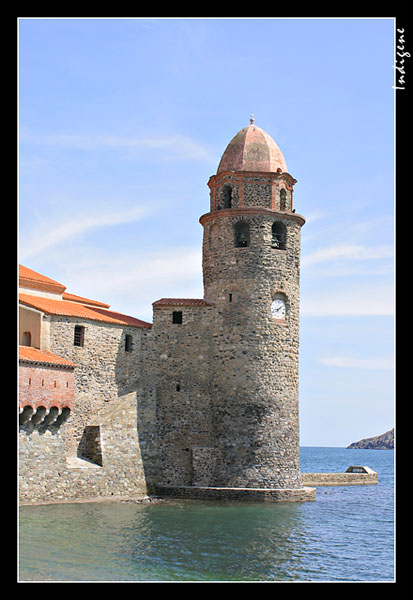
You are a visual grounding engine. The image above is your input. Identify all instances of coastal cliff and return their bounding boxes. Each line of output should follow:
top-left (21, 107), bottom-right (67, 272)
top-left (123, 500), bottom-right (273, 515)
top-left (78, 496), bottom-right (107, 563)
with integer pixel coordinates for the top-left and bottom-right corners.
top-left (347, 428), bottom-right (394, 449)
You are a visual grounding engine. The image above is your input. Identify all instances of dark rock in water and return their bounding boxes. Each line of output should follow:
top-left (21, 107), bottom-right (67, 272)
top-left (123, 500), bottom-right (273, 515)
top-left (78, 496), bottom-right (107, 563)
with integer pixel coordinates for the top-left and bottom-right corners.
top-left (347, 428), bottom-right (394, 449)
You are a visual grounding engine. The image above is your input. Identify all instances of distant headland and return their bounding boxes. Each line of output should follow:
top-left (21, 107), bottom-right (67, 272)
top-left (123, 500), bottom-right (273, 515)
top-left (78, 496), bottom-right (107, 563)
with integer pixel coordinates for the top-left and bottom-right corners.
top-left (347, 428), bottom-right (394, 450)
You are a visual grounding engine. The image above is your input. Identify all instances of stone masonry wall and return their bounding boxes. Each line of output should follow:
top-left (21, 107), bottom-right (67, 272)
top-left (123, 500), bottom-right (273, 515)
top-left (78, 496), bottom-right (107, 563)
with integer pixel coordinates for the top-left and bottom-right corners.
top-left (19, 317), bottom-right (157, 503)
top-left (200, 173), bottom-right (304, 489)
top-left (152, 304), bottom-right (214, 487)
top-left (19, 391), bottom-right (148, 504)
top-left (48, 317), bottom-right (144, 455)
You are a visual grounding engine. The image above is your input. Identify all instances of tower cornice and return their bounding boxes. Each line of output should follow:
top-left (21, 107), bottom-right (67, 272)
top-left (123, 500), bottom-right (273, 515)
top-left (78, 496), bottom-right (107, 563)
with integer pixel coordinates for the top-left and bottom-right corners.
top-left (199, 207), bottom-right (305, 227)
top-left (208, 170), bottom-right (297, 188)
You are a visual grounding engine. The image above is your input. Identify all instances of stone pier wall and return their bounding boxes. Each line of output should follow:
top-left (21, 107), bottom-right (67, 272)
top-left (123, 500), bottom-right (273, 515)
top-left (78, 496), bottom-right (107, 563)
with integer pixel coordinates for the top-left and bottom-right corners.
top-left (301, 472), bottom-right (378, 486)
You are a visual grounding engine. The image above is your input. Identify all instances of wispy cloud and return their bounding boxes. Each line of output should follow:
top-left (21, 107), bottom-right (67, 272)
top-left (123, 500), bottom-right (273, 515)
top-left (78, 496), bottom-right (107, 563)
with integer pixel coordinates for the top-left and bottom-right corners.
top-left (19, 205), bottom-right (148, 261)
top-left (319, 356), bottom-right (394, 370)
top-left (20, 131), bottom-right (216, 162)
top-left (302, 243), bottom-right (394, 268)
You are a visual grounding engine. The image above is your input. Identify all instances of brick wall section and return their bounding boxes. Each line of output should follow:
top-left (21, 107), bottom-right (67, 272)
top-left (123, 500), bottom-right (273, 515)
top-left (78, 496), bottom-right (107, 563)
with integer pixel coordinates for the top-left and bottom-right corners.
top-left (19, 362), bottom-right (75, 410)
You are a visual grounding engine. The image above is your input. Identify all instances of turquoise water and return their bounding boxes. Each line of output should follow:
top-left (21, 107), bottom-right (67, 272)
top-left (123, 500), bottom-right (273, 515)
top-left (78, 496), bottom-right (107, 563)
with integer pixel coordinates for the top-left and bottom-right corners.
top-left (18, 447), bottom-right (394, 582)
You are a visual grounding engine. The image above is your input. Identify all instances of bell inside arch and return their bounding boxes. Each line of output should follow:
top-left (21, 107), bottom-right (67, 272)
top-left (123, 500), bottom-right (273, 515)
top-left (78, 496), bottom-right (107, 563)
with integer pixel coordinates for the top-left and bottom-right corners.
top-left (271, 222), bottom-right (286, 250)
top-left (238, 231), bottom-right (247, 246)
top-left (271, 232), bottom-right (281, 248)
top-left (234, 221), bottom-right (250, 248)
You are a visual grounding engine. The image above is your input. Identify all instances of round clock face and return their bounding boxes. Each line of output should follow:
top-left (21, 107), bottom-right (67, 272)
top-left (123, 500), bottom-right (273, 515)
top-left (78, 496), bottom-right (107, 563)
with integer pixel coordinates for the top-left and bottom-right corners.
top-left (271, 298), bottom-right (286, 320)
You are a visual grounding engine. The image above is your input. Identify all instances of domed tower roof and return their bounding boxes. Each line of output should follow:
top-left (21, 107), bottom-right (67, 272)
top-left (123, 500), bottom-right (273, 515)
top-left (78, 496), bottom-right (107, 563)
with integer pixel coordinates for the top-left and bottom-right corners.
top-left (217, 115), bottom-right (288, 174)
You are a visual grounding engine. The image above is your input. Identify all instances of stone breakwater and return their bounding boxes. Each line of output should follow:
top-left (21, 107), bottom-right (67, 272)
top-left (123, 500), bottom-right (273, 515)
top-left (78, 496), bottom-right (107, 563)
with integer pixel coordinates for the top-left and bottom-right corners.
top-left (301, 468), bottom-right (378, 487)
top-left (156, 485), bottom-right (316, 502)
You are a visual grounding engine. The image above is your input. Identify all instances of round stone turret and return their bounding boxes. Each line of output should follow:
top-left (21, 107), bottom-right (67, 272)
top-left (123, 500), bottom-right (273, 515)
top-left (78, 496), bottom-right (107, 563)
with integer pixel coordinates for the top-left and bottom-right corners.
top-left (200, 120), bottom-right (306, 490)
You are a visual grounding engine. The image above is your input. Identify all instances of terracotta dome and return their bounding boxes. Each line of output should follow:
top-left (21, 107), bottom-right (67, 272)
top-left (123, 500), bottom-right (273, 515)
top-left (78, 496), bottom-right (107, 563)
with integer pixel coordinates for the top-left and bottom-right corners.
top-left (217, 118), bottom-right (287, 174)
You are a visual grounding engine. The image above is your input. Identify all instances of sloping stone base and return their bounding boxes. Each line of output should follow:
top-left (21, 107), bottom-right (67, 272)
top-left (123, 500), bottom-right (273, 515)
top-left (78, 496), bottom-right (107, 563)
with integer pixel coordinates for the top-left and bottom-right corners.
top-left (156, 485), bottom-right (316, 502)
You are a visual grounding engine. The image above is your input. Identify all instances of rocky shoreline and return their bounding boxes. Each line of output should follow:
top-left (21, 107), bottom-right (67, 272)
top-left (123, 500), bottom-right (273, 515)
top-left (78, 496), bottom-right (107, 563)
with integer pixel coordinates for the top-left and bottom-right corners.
top-left (347, 428), bottom-right (394, 449)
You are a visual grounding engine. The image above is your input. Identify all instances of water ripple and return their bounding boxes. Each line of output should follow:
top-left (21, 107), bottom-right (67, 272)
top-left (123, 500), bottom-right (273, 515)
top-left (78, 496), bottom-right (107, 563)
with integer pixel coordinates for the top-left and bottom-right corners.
top-left (19, 448), bottom-right (394, 582)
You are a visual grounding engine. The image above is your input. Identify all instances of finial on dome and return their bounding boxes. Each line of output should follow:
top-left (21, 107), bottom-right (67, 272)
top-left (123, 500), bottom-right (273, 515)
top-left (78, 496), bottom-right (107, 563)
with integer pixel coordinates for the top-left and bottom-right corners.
top-left (249, 113), bottom-right (255, 125)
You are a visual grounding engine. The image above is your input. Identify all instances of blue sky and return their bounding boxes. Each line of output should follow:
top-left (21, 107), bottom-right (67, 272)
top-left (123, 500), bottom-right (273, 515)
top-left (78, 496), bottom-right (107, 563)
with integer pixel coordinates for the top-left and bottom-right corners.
top-left (18, 17), bottom-right (395, 447)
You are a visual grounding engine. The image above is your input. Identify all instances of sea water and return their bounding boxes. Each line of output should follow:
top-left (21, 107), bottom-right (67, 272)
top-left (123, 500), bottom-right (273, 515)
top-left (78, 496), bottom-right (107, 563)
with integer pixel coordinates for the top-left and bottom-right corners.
top-left (18, 447), bottom-right (395, 582)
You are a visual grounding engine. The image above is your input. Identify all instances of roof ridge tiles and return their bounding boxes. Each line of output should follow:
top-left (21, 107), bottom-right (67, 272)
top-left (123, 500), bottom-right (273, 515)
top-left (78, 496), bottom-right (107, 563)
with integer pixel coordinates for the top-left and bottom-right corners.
top-left (152, 298), bottom-right (215, 307)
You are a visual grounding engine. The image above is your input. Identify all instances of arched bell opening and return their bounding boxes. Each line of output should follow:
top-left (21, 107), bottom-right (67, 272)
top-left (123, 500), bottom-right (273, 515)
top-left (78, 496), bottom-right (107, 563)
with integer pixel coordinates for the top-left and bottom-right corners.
top-left (234, 220), bottom-right (250, 248)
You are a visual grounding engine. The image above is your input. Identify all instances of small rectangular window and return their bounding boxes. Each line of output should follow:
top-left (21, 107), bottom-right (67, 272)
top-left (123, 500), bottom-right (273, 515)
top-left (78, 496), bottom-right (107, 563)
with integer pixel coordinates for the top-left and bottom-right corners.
top-left (74, 325), bottom-right (85, 347)
top-left (229, 293), bottom-right (233, 302)
top-left (172, 311), bottom-right (183, 324)
top-left (125, 334), bottom-right (133, 352)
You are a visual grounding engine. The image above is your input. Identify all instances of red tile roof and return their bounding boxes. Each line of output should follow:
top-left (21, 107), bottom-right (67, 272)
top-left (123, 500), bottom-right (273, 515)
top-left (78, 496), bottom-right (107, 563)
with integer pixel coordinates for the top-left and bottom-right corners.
top-left (19, 293), bottom-right (152, 328)
top-left (62, 292), bottom-right (110, 308)
top-left (19, 264), bottom-right (66, 294)
top-left (19, 345), bottom-right (76, 368)
top-left (19, 264), bottom-right (111, 307)
top-left (152, 298), bottom-right (215, 307)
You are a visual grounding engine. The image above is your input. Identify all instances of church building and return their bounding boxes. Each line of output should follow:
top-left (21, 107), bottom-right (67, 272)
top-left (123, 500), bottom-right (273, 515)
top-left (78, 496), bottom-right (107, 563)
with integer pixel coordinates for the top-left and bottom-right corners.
top-left (19, 118), bottom-right (315, 503)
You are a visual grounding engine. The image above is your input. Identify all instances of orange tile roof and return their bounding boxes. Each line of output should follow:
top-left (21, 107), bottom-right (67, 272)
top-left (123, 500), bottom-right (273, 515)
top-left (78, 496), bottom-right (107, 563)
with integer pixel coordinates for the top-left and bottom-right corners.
top-left (152, 298), bottom-right (215, 307)
top-left (62, 291), bottom-right (110, 308)
top-left (19, 293), bottom-right (152, 329)
top-left (19, 345), bottom-right (76, 368)
top-left (20, 264), bottom-right (111, 307)
top-left (19, 264), bottom-right (66, 293)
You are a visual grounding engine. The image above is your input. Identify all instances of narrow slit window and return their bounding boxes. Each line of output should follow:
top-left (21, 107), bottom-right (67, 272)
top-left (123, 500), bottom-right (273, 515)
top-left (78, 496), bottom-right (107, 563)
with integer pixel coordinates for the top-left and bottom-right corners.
top-left (74, 325), bottom-right (85, 347)
top-left (125, 334), bottom-right (133, 352)
top-left (280, 189), bottom-right (287, 211)
top-left (222, 184), bottom-right (232, 209)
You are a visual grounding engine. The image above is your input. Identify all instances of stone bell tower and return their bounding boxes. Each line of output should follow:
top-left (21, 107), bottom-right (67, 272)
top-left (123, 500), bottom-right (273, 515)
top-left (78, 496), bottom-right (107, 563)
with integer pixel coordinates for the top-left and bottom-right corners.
top-left (199, 116), bottom-right (310, 497)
